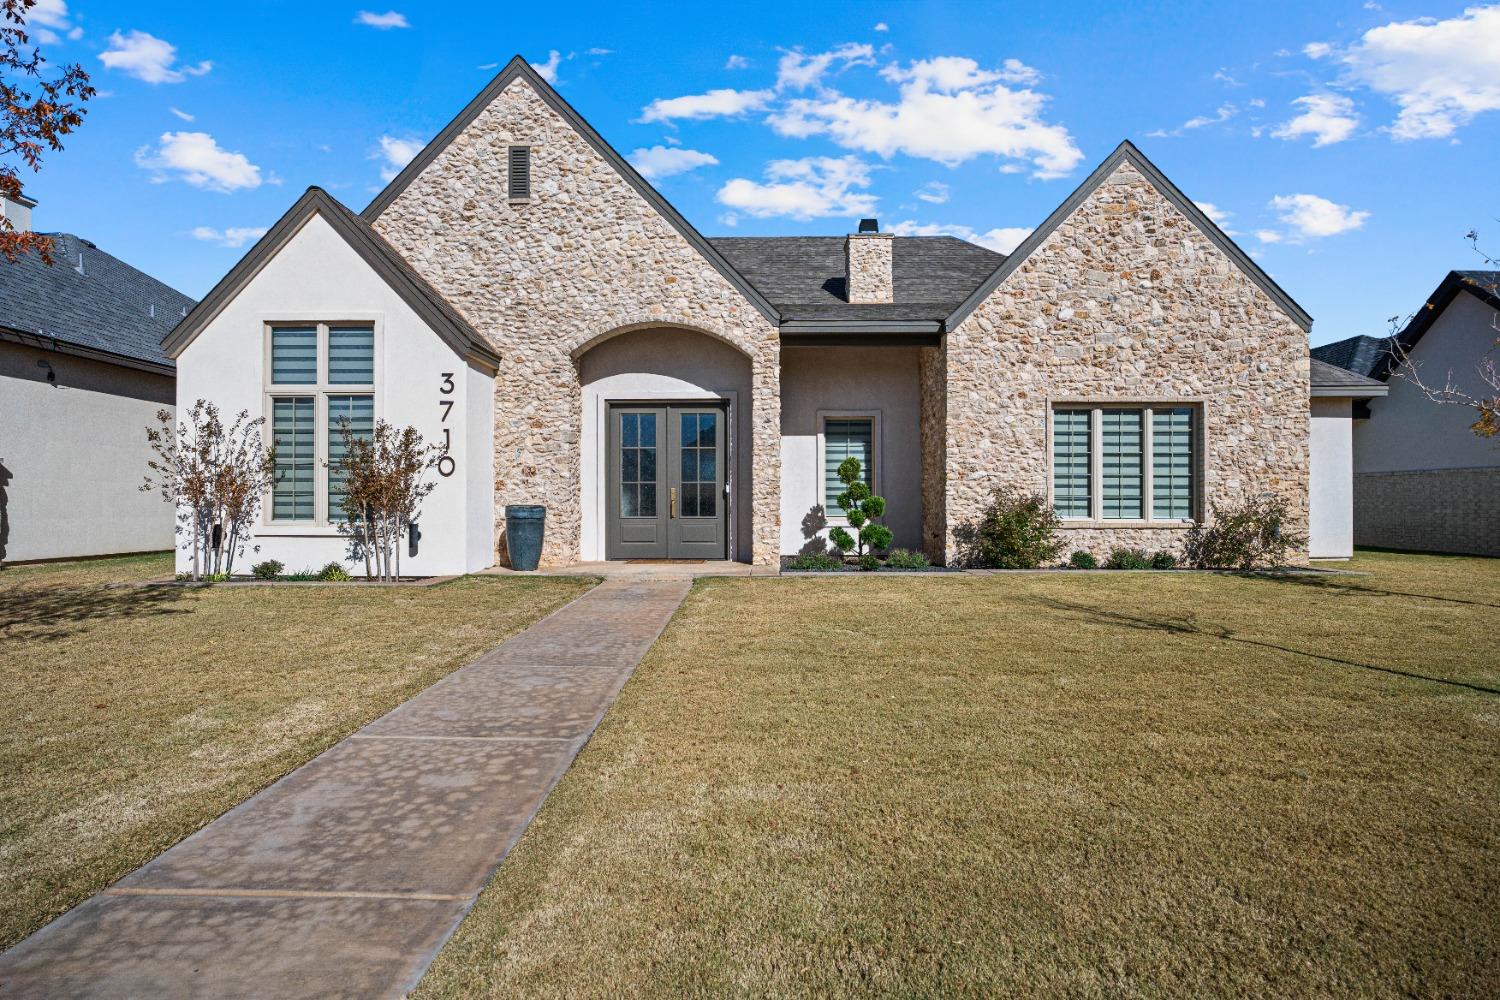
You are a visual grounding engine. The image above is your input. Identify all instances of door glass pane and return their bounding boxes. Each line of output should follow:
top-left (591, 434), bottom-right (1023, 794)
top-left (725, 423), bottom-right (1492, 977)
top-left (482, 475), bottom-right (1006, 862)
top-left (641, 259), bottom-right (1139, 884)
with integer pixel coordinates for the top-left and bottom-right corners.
top-left (640, 484), bottom-right (657, 517)
top-left (640, 414), bottom-right (656, 447)
top-left (681, 449), bottom-right (695, 483)
top-left (699, 450), bottom-right (715, 483)
top-left (697, 412), bottom-right (717, 448)
top-left (623, 449), bottom-right (638, 483)
top-left (680, 484), bottom-right (698, 517)
top-left (698, 483), bottom-right (716, 517)
top-left (621, 484), bottom-right (638, 517)
top-left (639, 448), bottom-right (655, 482)
top-left (622, 413), bottom-right (638, 448)
top-left (619, 411), bottom-right (657, 519)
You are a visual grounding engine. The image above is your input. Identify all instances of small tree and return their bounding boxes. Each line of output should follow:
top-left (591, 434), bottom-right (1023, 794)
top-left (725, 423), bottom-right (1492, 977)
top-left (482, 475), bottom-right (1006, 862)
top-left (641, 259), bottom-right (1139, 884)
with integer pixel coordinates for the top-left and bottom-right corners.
top-left (330, 419), bottom-right (439, 581)
top-left (143, 401), bottom-right (274, 579)
top-left (827, 457), bottom-right (892, 560)
top-left (1184, 493), bottom-right (1306, 571)
top-left (957, 486), bottom-right (1063, 569)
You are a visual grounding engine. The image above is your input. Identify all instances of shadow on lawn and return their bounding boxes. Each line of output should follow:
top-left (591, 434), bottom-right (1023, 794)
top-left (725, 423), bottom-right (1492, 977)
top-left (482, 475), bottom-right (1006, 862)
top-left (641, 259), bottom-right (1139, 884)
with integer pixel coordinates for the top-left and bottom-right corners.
top-left (1252, 571), bottom-right (1500, 610)
top-left (1035, 597), bottom-right (1500, 697)
top-left (0, 583), bottom-right (189, 641)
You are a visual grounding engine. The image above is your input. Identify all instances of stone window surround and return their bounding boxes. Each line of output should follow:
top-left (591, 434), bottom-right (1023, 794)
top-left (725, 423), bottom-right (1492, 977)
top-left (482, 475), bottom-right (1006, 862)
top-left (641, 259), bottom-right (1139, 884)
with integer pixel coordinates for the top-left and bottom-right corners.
top-left (817, 407), bottom-right (882, 525)
top-left (260, 312), bottom-right (385, 534)
top-left (1045, 396), bottom-right (1207, 529)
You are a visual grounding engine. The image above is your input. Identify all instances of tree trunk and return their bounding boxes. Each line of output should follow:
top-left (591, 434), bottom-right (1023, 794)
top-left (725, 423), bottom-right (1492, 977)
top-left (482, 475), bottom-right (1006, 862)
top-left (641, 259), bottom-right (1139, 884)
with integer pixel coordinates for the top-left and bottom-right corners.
top-left (395, 519), bottom-right (402, 581)
top-left (362, 504), bottom-right (373, 580)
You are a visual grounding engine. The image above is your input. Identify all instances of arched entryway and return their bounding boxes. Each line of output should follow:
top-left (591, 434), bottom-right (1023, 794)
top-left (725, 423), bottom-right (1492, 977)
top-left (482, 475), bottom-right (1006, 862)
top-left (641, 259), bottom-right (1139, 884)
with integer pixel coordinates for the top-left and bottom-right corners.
top-left (576, 325), bottom-right (754, 562)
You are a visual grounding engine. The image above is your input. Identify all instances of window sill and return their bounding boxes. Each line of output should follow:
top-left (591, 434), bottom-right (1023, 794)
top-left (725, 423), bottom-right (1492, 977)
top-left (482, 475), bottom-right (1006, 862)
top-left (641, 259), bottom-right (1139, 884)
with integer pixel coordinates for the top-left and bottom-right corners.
top-left (1058, 520), bottom-right (1198, 530)
top-left (257, 525), bottom-right (348, 538)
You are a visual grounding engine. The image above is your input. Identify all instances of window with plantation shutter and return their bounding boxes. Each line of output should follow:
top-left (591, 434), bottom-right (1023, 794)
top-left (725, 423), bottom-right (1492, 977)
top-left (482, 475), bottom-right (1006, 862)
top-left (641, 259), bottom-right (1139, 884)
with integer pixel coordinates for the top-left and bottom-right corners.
top-left (1100, 409), bottom-right (1144, 519)
top-left (823, 417), bottom-right (874, 518)
top-left (1051, 409), bottom-right (1091, 518)
top-left (1152, 408), bottom-right (1194, 519)
top-left (270, 326), bottom-right (317, 384)
top-left (327, 395), bottom-right (374, 520)
top-left (271, 397), bottom-right (315, 521)
top-left (327, 326), bottom-right (374, 384)
top-left (508, 145), bottom-right (531, 200)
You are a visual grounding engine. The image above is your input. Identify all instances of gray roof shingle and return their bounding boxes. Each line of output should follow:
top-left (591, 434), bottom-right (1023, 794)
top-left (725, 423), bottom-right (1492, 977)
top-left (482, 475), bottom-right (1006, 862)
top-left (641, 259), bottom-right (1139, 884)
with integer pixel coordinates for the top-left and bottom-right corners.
top-left (1310, 334), bottom-right (1393, 378)
top-left (707, 236), bottom-right (1004, 322)
top-left (0, 233), bottom-right (194, 370)
top-left (1309, 357), bottom-right (1387, 393)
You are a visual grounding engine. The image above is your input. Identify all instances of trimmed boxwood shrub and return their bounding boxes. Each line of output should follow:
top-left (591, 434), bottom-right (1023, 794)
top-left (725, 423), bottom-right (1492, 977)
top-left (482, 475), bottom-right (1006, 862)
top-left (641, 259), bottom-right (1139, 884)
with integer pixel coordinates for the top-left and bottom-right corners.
top-left (1069, 550), bottom-right (1098, 569)
top-left (884, 548), bottom-right (931, 570)
top-left (857, 553), bottom-right (880, 572)
top-left (787, 551), bottom-right (843, 571)
top-left (1150, 551), bottom-right (1177, 570)
top-left (251, 559), bottom-right (284, 580)
top-left (1106, 547), bottom-right (1152, 570)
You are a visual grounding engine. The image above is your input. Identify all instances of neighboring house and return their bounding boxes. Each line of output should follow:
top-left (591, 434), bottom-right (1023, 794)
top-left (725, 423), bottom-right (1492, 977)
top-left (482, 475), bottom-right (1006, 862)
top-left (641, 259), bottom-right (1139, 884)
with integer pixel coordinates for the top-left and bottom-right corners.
top-left (1312, 270), bottom-right (1499, 556)
top-left (166, 57), bottom-right (1357, 574)
top-left (0, 192), bottom-right (190, 563)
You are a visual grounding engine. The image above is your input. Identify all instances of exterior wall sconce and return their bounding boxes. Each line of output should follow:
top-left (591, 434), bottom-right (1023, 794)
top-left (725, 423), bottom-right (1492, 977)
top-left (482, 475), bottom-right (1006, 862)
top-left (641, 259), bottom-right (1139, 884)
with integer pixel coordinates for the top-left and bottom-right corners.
top-left (36, 359), bottom-right (55, 384)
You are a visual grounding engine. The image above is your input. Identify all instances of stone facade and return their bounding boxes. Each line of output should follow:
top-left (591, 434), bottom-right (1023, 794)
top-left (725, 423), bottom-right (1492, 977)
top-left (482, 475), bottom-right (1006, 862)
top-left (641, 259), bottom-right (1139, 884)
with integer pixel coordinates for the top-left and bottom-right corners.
top-left (1354, 467), bottom-right (1500, 556)
top-left (846, 233), bottom-right (894, 304)
top-left (371, 78), bottom-right (781, 566)
top-left (918, 343), bottom-right (947, 562)
top-left (938, 162), bottom-right (1311, 564)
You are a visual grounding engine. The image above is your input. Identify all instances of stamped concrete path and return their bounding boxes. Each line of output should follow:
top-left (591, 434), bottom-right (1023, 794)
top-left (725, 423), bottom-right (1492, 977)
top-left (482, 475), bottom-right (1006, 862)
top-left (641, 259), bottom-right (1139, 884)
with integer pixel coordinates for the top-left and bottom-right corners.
top-left (0, 576), bottom-right (691, 999)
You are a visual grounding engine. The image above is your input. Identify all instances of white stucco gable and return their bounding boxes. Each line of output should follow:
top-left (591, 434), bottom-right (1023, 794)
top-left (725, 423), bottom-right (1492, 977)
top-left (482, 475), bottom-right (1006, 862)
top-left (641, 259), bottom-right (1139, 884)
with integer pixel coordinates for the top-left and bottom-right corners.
top-left (168, 195), bottom-right (497, 576)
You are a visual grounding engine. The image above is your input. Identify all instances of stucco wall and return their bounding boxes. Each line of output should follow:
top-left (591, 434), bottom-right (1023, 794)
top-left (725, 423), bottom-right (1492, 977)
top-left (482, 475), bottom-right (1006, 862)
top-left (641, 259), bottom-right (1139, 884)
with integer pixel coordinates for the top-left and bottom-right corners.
top-left (940, 161), bottom-right (1311, 563)
top-left (577, 327), bottom-right (753, 562)
top-left (1309, 397), bottom-right (1354, 558)
top-left (174, 212), bottom-right (493, 576)
top-left (1355, 290), bottom-right (1500, 473)
top-left (779, 346), bottom-right (922, 556)
top-left (0, 341), bottom-right (174, 562)
top-left (372, 77), bottom-right (781, 566)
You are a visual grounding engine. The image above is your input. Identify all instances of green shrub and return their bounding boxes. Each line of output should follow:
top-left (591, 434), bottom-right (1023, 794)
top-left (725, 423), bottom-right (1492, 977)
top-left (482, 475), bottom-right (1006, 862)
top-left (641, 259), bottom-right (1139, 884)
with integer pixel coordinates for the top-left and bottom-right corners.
top-left (283, 569), bottom-right (319, 582)
top-left (884, 548), bottom-right (931, 570)
top-left (1069, 550), bottom-right (1097, 569)
top-left (1150, 551), bottom-right (1177, 570)
top-left (174, 571), bottom-right (192, 582)
top-left (318, 561), bottom-right (351, 582)
top-left (203, 572), bottom-right (230, 583)
top-left (787, 551), bottom-right (843, 571)
top-left (857, 553), bottom-right (880, 572)
top-left (251, 559), bottom-right (284, 580)
top-left (957, 487), bottom-right (1063, 569)
top-left (1106, 547), bottom-right (1152, 570)
top-left (1185, 494), bottom-right (1306, 570)
top-left (827, 458), bottom-right (893, 559)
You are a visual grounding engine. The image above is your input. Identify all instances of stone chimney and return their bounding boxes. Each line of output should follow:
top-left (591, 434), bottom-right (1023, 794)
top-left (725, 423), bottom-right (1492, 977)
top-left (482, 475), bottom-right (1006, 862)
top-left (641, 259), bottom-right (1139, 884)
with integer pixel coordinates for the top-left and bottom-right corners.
top-left (2, 188), bottom-right (35, 232)
top-left (845, 218), bottom-right (893, 303)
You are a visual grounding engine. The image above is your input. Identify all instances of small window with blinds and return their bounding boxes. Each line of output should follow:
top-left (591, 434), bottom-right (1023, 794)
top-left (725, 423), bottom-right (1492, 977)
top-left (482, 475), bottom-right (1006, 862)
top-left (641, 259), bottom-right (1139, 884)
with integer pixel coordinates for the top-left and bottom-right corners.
top-left (1051, 409), bottom-right (1091, 518)
top-left (508, 145), bottom-right (531, 200)
top-left (327, 326), bottom-right (374, 384)
top-left (1100, 409), bottom-right (1144, 520)
top-left (1152, 408), bottom-right (1194, 519)
top-left (271, 397), bottom-right (316, 521)
top-left (823, 417), bottom-right (874, 518)
top-left (270, 326), bottom-right (317, 384)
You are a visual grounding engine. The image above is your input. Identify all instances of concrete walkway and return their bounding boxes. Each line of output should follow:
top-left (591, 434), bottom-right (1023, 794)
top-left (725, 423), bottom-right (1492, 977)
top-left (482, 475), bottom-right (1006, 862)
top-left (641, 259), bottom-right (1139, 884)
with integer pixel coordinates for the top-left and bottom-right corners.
top-left (0, 577), bottom-right (691, 1000)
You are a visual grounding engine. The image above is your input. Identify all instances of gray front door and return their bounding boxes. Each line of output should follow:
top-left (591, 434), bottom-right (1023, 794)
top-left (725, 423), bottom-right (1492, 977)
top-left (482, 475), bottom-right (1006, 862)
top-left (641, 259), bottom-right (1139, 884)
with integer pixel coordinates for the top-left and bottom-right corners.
top-left (606, 404), bottom-right (726, 560)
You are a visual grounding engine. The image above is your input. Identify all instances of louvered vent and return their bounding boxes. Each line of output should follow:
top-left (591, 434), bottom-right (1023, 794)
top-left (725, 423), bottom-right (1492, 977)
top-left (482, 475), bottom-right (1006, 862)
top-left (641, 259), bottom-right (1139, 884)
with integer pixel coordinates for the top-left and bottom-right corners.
top-left (508, 145), bottom-right (531, 200)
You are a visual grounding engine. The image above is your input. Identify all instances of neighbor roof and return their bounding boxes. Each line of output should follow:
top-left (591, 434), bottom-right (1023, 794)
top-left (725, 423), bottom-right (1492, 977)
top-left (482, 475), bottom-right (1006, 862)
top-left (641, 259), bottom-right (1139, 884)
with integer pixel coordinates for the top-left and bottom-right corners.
top-left (708, 236), bottom-right (1004, 327)
top-left (0, 233), bottom-right (194, 374)
top-left (1365, 269), bottom-right (1500, 381)
top-left (165, 187), bottom-right (501, 371)
top-left (1309, 357), bottom-right (1388, 397)
top-left (1310, 334), bottom-right (1393, 378)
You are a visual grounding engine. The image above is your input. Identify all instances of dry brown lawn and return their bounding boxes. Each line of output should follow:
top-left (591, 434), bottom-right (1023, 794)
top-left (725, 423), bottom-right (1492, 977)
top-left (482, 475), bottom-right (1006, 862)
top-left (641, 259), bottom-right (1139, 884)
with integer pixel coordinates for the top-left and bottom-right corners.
top-left (0, 553), bottom-right (591, 949)
top-left (419, 551), bottom-right (1500, 999)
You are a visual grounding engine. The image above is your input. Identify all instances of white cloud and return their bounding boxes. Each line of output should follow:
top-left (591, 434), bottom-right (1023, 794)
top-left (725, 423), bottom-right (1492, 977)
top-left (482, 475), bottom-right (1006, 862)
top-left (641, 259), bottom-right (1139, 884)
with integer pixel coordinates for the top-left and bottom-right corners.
top-left (477, 61), bottom-right (498, 70)
top-left (1195, 201), bottom-right (1230, 225)
top-left (1213, 69), bottom-right (1243, 87)
top-left (1272, 93), bottom-right (1360, 146)
top-left (587, 47), bottom-right (613, 56)
top-left (169, 106), bottom-right (194, 121)
top-left (1255, 230), bottom-right (1283, 244)
top-left (639, 87), bottom-right (775, 123)
top-left (29, 0), bottom-right (70, 28)
top-left (716, 156), bottom-right (877, 220)
top-left (190, 225), bottom-right (268, 248)
top-left (768, 55), bottom-right (1082, 178)
top-left (354, 10), bottom-right (409, 29)
top-left (915, 181), bottom-right (949, 204)
top-left (628, 145), bottom-right (719, 179)
top-left (532, 50), bottom-right (564, 82)
top-left (1270, 193), bottom-right (1369, 238)
top-left (100, 30), bottom-right (211, 84)
top-left (725, 54), bottom-right (749, 70)
top-left (874, 22), bottom-right (889, 32)
top-left (373, 135), bottom-right (422, 181)
top-left (134, 132), bottom-right (261, 192)
top-left (1303, 41), bottom-right (1334, 59)
top-left (1183, 103), bottom-right (1237, 129)
top-left (775, 42), bottom-right (875, 91)
top-left (890, 220), bottom-right (1032, 254)
top-left (1334, 5), bottom-right (1500, 139)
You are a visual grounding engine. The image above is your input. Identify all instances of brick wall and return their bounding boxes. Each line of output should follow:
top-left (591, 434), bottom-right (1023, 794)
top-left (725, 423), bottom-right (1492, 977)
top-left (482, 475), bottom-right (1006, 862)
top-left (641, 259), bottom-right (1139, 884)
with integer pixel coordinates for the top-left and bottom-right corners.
top-left (1354, 467), bottom-right (1499, 556)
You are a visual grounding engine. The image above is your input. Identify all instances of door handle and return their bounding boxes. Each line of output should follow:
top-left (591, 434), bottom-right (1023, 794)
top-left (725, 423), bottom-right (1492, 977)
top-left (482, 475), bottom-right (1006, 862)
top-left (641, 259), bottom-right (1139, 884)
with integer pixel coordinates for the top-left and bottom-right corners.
top-left (670, 487), bottom-right (677, 518)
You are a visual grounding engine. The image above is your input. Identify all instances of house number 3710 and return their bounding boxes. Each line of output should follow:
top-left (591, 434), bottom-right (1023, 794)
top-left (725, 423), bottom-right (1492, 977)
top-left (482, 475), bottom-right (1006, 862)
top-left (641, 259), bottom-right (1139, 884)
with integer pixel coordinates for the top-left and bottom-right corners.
top-left (437, 372), bottom-right (457, 478)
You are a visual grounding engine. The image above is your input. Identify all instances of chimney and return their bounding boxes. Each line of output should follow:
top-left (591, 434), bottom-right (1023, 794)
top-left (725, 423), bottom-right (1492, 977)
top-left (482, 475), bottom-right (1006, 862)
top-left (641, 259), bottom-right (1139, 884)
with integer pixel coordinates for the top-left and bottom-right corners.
top-left (845, 218), bottom-right (893, 303)
top-left (2, 188), bottom-right (35, 233)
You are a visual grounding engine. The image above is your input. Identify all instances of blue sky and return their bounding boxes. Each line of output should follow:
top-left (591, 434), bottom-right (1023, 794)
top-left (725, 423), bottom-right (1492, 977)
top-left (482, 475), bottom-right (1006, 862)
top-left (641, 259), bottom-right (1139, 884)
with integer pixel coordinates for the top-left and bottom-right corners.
top-left (20, 0), bottom-right (1500, 345)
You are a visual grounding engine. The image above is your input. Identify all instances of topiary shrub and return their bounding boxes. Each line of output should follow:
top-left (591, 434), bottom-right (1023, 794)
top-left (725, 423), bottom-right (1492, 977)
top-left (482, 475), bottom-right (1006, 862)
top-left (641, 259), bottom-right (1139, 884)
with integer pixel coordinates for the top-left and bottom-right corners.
top-left (251, 559), bottom-right (284, 580)
top-left (1184, 494), bottom-right (1306, 570)
top-left (884, 548), bottom-right (931, 570)
top-left (1069, 550), bottom-right (1098, 569)
top-left (956, 487), bottom-right (1063, 568)
top-left (318, 561), bottom-right (351, 582)
top-left (1150, 551), bottom-right (1177, 570)
top-left (786, 551), bottom-right (843, 571)
top-left (857, 552), bottom-right (880, 571)
top-left (1105, 547), bottom-right (1152, 570)
top-left (827, 457), bottom-right (893, 560)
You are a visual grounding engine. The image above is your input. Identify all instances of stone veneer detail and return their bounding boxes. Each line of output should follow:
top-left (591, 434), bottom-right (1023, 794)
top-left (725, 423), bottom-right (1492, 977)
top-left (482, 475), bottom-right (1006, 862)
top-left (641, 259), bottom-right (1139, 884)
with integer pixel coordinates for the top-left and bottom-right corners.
top-left (371, 78), bottom-right (781, 566)
top-left (939, 162), bottom-right (1310, 564)
top-left (918, 343), bottom-right (947, 562)
top-left (846, 233), bottom-right (894, 304)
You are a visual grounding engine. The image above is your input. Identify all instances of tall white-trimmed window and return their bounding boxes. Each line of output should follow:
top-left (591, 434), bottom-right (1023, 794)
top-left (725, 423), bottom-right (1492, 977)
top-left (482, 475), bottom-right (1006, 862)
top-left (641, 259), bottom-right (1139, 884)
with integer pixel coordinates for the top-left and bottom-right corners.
top-left (1050, 404), bottom-right (1198, 522)
top-left (267, 322), bottom-right (376, 524)
top-left (819, 413), bottom-right (877, 519)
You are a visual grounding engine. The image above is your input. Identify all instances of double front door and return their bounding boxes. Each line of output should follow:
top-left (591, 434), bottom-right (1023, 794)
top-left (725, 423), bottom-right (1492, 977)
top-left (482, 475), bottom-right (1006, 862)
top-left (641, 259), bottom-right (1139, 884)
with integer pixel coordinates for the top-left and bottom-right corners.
top-left (606, 404), bottom-right (727, 560)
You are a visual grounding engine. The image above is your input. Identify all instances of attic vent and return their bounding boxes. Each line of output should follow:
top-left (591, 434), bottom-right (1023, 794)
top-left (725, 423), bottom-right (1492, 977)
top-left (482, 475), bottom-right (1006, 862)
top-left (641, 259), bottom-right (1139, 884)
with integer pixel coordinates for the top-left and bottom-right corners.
top-left (508, 145), bottom-right (531, 201)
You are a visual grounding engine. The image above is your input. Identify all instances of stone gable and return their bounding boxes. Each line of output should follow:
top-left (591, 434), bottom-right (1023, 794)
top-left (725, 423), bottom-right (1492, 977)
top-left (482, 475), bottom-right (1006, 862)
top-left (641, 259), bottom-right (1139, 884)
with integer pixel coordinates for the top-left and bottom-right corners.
top-left (371, 78), bottom-right (781, 566)
top-left (938, 161), bottom-right (1310, 563)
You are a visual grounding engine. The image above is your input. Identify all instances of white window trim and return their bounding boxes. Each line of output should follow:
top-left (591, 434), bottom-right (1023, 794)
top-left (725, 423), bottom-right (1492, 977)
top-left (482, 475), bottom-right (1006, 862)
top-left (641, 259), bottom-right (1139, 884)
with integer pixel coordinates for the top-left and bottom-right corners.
top-left (1046, 399), bottom-right (1204, 528)
top-left (816, 409), bottom-right (881, 525)
top-left (262, 316), bottom-right (383, 532)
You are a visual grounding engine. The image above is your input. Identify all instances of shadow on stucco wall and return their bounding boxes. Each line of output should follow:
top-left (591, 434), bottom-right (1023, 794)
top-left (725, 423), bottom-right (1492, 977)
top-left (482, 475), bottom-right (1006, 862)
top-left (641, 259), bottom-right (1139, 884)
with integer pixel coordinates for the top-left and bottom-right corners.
top-left (0, 459), bottom-right (10, 566)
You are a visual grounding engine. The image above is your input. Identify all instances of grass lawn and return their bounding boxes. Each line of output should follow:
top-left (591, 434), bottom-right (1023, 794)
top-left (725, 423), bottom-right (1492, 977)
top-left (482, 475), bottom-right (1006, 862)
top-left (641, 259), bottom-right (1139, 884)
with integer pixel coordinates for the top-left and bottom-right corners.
top-left (0, 553), bottom-right (592, 950)
top-left (420, 551), bottom-right (1500, 998)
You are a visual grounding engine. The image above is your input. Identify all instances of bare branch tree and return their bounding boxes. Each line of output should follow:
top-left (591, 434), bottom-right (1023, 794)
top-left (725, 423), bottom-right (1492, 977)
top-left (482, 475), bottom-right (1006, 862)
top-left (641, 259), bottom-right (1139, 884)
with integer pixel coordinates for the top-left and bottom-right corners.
top-left (329, 419), bottom-right (438, 581)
